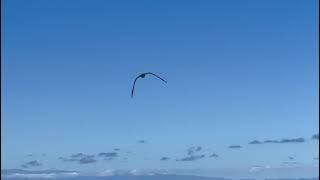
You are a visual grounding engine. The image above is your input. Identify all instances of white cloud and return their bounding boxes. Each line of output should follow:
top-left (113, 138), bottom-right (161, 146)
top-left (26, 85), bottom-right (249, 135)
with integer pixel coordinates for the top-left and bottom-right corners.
top-left (6, 173), bottom-right (56, 179)
top-left (130, 169), bottom-right (143, 176)
top-left (249, 165), bottom-right (271, 173)
top-left (98, 169), bottom-right (116, 176)
top-left (129, 169), bottom-right (155, 176)
top-left (4, 172), bottom-right (79, 179)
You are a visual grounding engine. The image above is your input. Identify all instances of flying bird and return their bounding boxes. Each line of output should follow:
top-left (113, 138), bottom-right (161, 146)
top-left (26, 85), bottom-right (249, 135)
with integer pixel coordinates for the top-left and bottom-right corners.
top-left (131, 72), bottom-right (167, 98)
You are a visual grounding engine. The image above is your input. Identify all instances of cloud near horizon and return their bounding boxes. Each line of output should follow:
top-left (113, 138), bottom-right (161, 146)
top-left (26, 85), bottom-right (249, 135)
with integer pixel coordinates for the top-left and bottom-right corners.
top-left (178, 154), bottom-right (206, 162)
top-left (21, 160), bottom-right (42, 168)
top-left (229, 145), bottom-right (242, 149)
top-left (248, 140), bottom-right (263, 144)
top-left (280, 138), bottom-right (305, 143)
top-left (249, 165), bottom-right (271, 172)
top-left (58, 153), bottom-right (97, 164)
top-left (187, 146), bottom-right (202, 156)
top-left (98, 152), bottom-right (118, 161)
top-left (3, 167), bottom-right (319, 179)
top-left (264, 140), bottom-right (280, 143)
top-left (176, 146), bottom-right (205, 162)
top-left (249, 137), bottom-right (306, 145)
top-left (209, 153), bottom-right (218, 158)
top-left (2, 169), bottom-right (79, 179)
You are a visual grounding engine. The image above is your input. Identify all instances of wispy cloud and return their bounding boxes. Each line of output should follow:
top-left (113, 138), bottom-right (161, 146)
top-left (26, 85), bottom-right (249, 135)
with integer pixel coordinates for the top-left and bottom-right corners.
top-left (21, 160), bottom-right (42, 168)
top-left (58, 157), bottom-right (77, 162)
top-left (178, 154), bottom-right (206, 162)
top-left (249, 137), bottom-right (306, 145)
top-left (58, 153), bottom-right (97, 164)
top-left (195, 146), bottom-right (202, 152)
top-left (281, 161), bottom-right (301, 168)
top-left (98, 152), bottom-right (118, 157)
top-left (264, 140), bottom-right (280, 143)
top-left (187, 146), bottom-right (202, 156)
top-left (312, 134), bottom-right (319, 140)
top-left (209, 153), bottom-right (218, 158)
top-left (160, 157), bottom-right (170, 161)
top-left (279, 138), bottom-right (305, 143)
top-left (72, 153), bottom-right (85, 158)
top-left (176, 146), bottom-right (205, 162)
top-left (248, 140), bottom-right (262, 144)
top-left (137, 140), bottom-right (146, 144)
top-left (79, 155), bottom-right (97, 164)
top-left (98, 152), bottom-right (118, 161)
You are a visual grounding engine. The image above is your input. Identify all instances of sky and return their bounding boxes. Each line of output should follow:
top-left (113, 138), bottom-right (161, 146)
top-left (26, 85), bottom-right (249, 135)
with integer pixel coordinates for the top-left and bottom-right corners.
top-left (1, 0), bottom-right (319, 178)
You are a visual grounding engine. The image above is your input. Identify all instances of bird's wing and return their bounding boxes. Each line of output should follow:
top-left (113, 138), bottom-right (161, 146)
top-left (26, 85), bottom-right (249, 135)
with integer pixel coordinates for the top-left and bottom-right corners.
top-left (131, 75), bottom-right (141, 98)
top-left (145, 72), bottom-right (167, 83)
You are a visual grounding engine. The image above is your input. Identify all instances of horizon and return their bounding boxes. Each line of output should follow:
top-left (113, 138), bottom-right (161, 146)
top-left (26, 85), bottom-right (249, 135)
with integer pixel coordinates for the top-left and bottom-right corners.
top-left (1, 167), bottom-right (319, 180)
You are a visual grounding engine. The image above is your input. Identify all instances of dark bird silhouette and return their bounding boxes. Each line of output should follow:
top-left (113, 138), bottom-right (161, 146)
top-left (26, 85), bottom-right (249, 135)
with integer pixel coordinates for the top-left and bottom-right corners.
top-left (131, 72), bottom-right (167, 98)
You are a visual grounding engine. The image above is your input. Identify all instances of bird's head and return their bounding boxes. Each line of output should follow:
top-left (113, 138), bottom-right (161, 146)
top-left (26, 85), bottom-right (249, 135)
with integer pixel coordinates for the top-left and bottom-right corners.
top-left (140, 74), bottom-right (146, 78)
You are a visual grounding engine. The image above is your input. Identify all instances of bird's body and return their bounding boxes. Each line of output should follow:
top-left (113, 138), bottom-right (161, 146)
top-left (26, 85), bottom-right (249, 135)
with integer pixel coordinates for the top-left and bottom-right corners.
top-left (131, 72), bottom-right (167, 98)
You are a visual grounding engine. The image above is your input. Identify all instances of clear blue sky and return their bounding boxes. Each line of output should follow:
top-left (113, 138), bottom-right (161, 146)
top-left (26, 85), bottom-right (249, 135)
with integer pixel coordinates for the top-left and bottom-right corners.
top-left (1, 0), bottom-right (319, 177)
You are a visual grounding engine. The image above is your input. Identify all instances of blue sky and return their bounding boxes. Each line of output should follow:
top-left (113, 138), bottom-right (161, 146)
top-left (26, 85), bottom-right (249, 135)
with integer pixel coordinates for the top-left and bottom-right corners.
top-left (1, 0), bottom-right (319, 178)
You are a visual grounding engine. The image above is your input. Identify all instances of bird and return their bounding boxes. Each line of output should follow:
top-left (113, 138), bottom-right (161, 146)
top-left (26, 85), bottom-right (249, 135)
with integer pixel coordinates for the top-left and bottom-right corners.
top-left (131, 72), bottom-right (167, 98)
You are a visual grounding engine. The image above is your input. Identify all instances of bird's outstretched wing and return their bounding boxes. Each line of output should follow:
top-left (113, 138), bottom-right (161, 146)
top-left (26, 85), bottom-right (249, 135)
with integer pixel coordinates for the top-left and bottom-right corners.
top-left (131, 72), bottom-right (166, 98)
top-left (131, 75), bottom-right (141, 98)
top-left (145, 72), bottom-right (167, 83)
